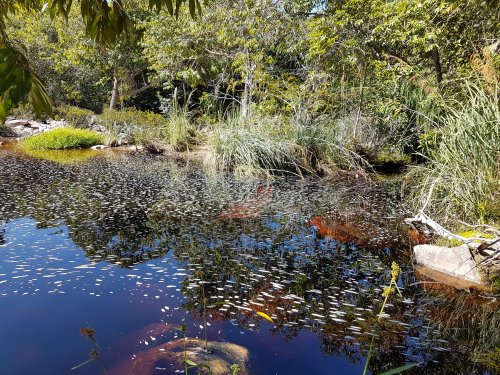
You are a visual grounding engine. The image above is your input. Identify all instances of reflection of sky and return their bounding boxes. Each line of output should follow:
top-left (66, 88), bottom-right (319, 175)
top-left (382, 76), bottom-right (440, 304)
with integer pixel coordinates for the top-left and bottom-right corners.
top-left (0, 154), bottom-right (489, 374)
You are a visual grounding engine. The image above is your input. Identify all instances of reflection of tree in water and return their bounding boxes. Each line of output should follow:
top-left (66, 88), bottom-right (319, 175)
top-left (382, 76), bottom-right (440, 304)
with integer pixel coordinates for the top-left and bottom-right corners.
top-left (167, 223), bottom-right (497, 374)
top-left (0, 153), bottom-right (497, 373)
top-left (0, 226), bottom-right (5, 245)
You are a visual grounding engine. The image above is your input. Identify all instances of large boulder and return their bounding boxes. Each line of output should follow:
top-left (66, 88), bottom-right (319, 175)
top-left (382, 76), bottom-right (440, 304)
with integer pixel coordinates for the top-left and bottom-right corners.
top-left (414, 244), bottom-right (482, 284)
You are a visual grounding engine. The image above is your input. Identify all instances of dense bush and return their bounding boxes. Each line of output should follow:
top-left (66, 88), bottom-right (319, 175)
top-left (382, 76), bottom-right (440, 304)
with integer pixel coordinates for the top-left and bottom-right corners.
top-left (22, 127), bottom-right (104, 150)
top-left (55, 106), bottom-right (94, 128)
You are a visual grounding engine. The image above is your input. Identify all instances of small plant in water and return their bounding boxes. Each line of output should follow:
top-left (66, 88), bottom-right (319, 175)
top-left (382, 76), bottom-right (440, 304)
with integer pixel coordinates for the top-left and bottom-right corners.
top-left (72, 327), bottom-right (108, 374)
top-left (362, 262), bottom-right (420, 375)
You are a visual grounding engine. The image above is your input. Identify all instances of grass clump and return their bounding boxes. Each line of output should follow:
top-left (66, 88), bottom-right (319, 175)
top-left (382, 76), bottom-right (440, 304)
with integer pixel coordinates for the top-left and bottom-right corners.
top-left (293, 120), bottom-right (369, 171)
top-left (98, 108), bottom-right (167, 146)
top-left (206, 114), bottom-right (308, 175)
top-left (22, 127), bottom-right (104, 150)
top-left (408, 84), bottom-right (500, 224)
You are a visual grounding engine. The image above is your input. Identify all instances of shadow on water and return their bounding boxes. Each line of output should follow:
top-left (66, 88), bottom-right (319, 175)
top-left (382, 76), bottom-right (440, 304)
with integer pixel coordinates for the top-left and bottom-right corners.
top-left (0, 150), bottom-right (498, 374)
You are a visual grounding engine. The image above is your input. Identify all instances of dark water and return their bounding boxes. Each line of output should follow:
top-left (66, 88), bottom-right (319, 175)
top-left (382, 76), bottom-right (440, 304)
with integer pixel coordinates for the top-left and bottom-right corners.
top-left (0, 148), bottom-right (497, 375)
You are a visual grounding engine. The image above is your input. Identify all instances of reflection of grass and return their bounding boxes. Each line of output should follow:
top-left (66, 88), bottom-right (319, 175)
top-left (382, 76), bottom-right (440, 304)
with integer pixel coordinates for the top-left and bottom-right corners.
top-left (22, 148), bottom-right (99, 164)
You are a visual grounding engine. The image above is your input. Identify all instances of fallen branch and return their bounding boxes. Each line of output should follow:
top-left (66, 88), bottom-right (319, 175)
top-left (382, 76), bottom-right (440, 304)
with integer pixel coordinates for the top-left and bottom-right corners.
top-left (404, 212), bottom-right (498, 250)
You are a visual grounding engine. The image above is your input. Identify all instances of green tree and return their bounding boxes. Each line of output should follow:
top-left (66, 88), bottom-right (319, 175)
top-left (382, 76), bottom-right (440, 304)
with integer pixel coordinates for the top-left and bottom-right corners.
top-left (0, 0), bottom-right (201, 122)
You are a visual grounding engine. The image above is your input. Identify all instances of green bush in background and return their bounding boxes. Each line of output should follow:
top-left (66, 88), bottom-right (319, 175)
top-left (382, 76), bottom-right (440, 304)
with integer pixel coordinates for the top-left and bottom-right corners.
top-left (55, 106), bottom-right (94, 128)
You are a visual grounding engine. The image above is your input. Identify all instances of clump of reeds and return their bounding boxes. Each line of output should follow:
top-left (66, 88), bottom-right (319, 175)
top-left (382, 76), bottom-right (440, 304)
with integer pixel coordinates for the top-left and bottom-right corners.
top-left (408, 83), bottom-right (500, 224)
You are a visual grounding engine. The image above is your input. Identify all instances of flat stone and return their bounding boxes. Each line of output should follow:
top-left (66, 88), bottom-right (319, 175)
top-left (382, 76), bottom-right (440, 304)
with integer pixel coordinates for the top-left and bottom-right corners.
top-left (414, 244), bottom-right (482, 284)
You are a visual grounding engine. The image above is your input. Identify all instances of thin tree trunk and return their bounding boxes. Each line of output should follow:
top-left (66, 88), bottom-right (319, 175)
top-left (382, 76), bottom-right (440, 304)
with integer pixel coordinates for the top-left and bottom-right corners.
top-left (109, 75), bottom-right (119, 110)
top-left (240, 56), bottom-right (254, 120)
top-left (431, 46), bottom-right (443, 84)
top-left (353, 60), bottom-right (366, 138)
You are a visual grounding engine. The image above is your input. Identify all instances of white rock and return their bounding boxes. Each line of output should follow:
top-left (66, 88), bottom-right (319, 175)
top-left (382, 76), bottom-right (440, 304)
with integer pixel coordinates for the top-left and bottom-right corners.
top-left (6, 119), bottom-right (30, 127)
top-left (91, 145), bottom-right (108, 150)
top-left (414, 244), bottom-right (482, 284)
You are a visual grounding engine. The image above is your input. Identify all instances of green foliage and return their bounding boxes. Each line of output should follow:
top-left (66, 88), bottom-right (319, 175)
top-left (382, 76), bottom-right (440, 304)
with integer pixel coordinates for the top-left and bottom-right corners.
top-left (98, 108), bottom-right (167, 145)
top-left (22, 127), bottom-right (104, 149)
top-left (294, 121), bottom-right (369, 171)
top-left (473, 347), bottom-right (500, 373)
top-left (161, 106), bottom-right (197, 151)
top-left (408, 84), bottom-right (500, 223)
top-left (97, 107), bottom-right (196, 150)
top-left (56, 106), bottom-right (94, 128)
top-left (0, 0), bottom-right (200, 118)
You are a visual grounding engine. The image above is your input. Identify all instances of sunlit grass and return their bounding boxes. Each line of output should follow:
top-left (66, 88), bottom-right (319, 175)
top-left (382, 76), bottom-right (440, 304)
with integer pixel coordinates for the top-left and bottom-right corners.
top-left (22, 127), bottom-right (104, 150)
top-left (408, 83), bottom-right (500, 224)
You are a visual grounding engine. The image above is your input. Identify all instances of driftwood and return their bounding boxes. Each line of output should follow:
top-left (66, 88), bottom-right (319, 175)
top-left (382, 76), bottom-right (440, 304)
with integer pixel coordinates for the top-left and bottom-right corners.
top-left (404, 212), bottom-right (496, 248)
top-left (405, 212), bottom-right (500, 269)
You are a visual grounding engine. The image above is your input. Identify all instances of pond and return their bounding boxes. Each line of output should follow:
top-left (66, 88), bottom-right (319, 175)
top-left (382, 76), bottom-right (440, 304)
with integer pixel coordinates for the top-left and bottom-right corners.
top-left (0, 147), bottom-right (498, 375)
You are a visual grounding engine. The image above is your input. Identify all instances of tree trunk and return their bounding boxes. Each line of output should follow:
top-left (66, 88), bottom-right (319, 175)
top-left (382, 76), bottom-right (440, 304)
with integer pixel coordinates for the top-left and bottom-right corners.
top-left (109, 75), bottom-right (119, 110)
top-left (240, 57), bottom-right (254, 120)
top-left (431, 46), bottom-right (443, 84)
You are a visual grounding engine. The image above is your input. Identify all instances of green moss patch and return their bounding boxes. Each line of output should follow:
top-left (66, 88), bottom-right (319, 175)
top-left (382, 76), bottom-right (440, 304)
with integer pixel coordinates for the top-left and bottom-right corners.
top-left (22, 127), bottom-right (104, 150)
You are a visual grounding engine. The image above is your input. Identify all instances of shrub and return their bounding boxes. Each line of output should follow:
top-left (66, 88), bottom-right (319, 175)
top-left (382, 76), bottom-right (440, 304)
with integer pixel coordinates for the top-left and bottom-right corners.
top-left (22, 127), bottom-right (104, 150)
top-left (97, 109), bottom-right (167, 146)
top-left (97, 108), bottom-right (196, 150)
top-left (408, 84), bottom-right (500, 224)
top-left (10, 103), bottom-right (37, 120)
top-left (55, 106), bottom-right (94, 128)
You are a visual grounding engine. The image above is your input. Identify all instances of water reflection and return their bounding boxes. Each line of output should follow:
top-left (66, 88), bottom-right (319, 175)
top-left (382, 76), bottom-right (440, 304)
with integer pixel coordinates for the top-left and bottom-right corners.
top-left (0, 151), bottom-right (497, 374)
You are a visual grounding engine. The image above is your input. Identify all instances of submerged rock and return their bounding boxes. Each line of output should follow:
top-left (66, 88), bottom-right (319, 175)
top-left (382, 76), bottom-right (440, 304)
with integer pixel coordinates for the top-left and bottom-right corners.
top-left (110, 338), bottom-right (249, 375)
top-left (414, 244), bottom-right (483, 284)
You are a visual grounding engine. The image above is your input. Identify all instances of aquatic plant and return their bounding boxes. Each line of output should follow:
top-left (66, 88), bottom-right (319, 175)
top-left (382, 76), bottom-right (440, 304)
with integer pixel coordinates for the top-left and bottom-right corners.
top-left (21, 148), bottom-right (99, 164)
top-left (72, 327), bottom-right (107, 373)
top-left (22, 127), bottom-right (104, 150)
top-left (363, 262), bottom-right (420, 375)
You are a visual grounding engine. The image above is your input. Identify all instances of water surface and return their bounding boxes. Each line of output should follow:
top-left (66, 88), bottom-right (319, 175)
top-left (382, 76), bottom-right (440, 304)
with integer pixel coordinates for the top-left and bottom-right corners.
top-left (0, 148), bottom-right (497, 374)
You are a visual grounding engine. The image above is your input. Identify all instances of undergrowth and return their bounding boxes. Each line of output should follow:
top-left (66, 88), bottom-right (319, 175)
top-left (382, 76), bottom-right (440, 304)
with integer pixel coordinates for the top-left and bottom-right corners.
top-left (407, 83), bottom-right (500, 224)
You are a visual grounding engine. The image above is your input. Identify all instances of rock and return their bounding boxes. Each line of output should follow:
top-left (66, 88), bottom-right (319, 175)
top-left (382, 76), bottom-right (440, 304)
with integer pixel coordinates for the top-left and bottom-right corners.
top-left (415, 265), bottom-right (488, 292)
top-left (91, 145), bottom-right (108, 150)
top-left (110, 338), bottom-right (249, 375)
top-left (91, 124), bottom-right (106, 133)
top-left (6, 119), bottom-right (30, 127)
top-left (47, 120), bottom-right (67, 128)
top-left (414, 244), bottom-right (483, 284)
